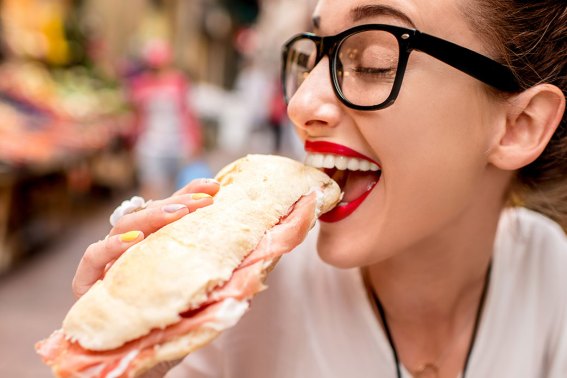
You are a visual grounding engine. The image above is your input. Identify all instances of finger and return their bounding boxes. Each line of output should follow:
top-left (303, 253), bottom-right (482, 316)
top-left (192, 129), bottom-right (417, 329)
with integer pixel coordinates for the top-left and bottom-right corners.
top-left (172, 178), bottom-right (220, 197)
top-left (109, 194), bottom-right (213, 237)
top-left (153, 193), bottom-right (215, 212)
top-left (72, 231), bottom-right (144, 298)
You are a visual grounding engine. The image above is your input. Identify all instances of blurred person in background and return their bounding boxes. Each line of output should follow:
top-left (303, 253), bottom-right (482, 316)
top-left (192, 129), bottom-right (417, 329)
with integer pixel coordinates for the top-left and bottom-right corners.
top-left (267, 77), bottom-right (287, 152)
top-left (72, 0), bottom-right (566, 377)
top-left (128, 39), bottom-right (203, 199)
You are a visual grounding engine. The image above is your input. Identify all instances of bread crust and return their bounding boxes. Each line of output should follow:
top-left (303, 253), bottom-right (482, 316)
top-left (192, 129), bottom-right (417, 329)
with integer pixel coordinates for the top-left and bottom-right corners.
top-left (62, 155), bottom-right (340, 351)
top-left (131, 328), bottom-right (221, 377)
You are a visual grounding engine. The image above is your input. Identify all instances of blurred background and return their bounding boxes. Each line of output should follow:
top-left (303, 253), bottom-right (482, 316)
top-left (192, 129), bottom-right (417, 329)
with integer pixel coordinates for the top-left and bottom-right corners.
top-left (0, 0), bottom-right (314, 376)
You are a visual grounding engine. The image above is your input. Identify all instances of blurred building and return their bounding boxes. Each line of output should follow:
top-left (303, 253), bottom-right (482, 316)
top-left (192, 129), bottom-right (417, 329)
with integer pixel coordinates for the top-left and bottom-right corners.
top-left (79, 0), bottom-right (254, 87)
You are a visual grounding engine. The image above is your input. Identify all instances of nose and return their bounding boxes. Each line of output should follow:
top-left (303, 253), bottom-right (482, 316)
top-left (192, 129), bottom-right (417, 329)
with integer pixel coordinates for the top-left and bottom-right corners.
top-left (287, 57), bottom-right (343, 137)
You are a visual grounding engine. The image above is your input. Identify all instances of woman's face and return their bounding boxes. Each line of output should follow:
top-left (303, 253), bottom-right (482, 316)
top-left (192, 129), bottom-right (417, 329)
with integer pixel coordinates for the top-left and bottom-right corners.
top-left (288, 0), bottom-right (507, 267)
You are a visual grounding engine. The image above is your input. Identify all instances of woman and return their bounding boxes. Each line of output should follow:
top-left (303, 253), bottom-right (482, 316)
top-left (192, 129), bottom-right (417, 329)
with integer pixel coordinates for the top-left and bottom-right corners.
top-left (127, 39), bottom-right (203, 200)
top-left (73, 0), bottom-right (566, 377)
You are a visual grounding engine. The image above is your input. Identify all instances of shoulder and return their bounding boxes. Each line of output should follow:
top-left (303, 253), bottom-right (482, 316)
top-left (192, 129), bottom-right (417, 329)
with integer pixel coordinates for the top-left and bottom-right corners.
top-left (494, 207), bottom-right (567, 308)
top-left (160, 70), bottom-right (188, 87)
top-left (472, 210), bottom-right (567, 378)
top-left (497, 207), bottom-right (567, 260)
top-left (131, 72), bottom-right (155, 87)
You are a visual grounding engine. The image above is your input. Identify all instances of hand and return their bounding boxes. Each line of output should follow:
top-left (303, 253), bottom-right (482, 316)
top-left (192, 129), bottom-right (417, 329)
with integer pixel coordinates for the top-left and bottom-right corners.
top-left (72, 178), bottom-right (220, 299)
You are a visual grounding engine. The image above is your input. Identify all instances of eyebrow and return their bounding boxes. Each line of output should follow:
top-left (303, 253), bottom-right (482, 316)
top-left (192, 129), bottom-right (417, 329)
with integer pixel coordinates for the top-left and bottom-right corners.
top-left (312, 4), bottom-right (416, 33)
top-left (350, 4), bottom-right (416, 29)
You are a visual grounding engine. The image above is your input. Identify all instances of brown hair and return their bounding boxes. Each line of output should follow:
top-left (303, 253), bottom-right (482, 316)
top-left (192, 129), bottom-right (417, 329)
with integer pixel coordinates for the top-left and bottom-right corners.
top-left (463, 1), bottom-right (567, 230)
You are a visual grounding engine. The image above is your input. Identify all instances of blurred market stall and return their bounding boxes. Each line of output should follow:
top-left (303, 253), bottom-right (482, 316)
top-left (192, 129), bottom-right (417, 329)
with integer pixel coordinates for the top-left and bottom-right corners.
top-left (0, 0), bottom-right (133, 273)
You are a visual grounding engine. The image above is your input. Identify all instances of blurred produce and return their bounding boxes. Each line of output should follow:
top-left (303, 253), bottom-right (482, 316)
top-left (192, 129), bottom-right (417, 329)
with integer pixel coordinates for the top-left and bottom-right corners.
top-left (1, 0), bottom-right (72, 65)
top-left (0, 61), bottom-right (131, 169)
top-left (0, 0), bottom-right (134, 273)
top-left (0, 63), bottom-right (133, 273)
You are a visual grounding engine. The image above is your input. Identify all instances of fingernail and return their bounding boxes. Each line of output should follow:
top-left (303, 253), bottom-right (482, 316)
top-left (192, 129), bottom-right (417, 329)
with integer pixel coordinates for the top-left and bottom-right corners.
top-left (162, 204), bottom-right (188, 213)
top-left (120, 231), bottom-right (142, 243)
top-left (191, 193), bottom-right (213, 200)
top-left (203, 178), bottom-right (220, 185)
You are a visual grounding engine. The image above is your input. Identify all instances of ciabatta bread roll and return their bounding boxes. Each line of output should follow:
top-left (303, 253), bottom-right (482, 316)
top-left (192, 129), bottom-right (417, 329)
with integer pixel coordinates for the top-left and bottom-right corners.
top-left (36, 154), bottom-right (340, 378)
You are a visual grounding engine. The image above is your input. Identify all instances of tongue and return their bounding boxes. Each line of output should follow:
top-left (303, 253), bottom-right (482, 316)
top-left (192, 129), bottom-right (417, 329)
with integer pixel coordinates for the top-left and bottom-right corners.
top-left (341, 171), bottom-right (379, 203)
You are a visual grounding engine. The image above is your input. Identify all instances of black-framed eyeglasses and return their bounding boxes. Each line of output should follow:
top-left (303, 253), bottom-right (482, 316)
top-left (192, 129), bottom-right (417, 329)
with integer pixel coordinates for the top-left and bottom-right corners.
top-left (281, 24), bottom-right (521, 111)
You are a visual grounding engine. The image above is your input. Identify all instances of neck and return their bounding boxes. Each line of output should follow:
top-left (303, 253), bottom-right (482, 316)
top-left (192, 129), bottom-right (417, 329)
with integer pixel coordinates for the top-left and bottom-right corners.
top-left (364, 205), bottom-right (499, 378)
top-left (367, 168), bottom-right (511, 326)
top-left (366, 202), bottom-right (500, 334)
top-left (364, 169), bottom-right (511, 377)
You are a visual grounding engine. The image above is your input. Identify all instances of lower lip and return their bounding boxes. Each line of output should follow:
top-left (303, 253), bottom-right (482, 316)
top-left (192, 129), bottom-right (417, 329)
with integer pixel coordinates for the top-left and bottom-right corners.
top-left (319, 181), bottom-right (378, 223)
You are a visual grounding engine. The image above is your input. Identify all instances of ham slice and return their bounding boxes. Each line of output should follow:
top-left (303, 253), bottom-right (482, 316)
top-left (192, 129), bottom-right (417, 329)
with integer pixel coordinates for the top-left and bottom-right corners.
top-left (36, 192), bottom-right (319, 378)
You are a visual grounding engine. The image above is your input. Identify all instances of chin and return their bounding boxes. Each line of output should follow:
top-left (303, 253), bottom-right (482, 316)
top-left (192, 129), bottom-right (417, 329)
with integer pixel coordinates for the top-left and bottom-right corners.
top-left (316, 231), bottom-right (372, 269)
top-left (316, 217), bottom-right (402, 269)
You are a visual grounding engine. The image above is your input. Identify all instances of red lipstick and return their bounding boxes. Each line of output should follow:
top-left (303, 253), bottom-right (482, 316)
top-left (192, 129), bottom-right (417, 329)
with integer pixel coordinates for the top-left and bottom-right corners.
top-left (305, 141), bottom-right (380, 166)
top-left (305, 141), bottom-right (381, 223)
top-left (318, 183), bottom-right (376, 223)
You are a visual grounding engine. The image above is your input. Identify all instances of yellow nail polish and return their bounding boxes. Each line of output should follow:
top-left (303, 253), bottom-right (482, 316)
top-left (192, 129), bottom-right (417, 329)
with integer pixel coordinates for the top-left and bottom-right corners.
top-left (191, 193), bottom-right (212, 200)
top-left (120, 231), bottom-right (141, 242)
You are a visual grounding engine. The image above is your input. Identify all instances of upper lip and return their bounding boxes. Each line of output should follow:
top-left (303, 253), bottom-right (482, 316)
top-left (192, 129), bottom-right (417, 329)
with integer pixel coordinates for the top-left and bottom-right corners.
top-left (305, 141), bottom-right (380, 167)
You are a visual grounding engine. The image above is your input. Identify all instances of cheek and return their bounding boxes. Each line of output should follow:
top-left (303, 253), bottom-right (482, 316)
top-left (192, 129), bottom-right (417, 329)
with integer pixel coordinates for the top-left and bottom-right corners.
top-left (381, 82), bottom-right (493, 206)
top-left (316, 89), bottom-right (496, 267)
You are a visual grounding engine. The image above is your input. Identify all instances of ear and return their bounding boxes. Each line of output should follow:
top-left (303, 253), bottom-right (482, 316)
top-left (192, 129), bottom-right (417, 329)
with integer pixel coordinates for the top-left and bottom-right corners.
top-left (489, 84), bottom-right (565, 170)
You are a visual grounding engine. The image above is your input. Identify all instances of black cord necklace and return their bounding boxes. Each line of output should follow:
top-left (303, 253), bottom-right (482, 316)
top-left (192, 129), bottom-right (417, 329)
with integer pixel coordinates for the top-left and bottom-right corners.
top-left (367, 262), bottom-right (492, 378)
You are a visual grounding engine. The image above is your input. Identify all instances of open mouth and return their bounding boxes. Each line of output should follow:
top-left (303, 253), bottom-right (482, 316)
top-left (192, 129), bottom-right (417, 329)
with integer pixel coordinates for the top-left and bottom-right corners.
top-left (304, 142), bottom-right (382, 222)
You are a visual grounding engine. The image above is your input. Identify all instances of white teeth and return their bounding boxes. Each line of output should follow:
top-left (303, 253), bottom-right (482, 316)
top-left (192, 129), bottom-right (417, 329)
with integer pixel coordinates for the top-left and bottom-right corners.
top-left (322, 154), bottom-right (335, 169)
top-left (311, 154), bottom-right (324, 168)
top-left (305, 153), bottom-right (381, 172)
top-left (359, 160), bottom-right (370, 171)
top-left (335, 156), bottom-right (348, 170)
top-left (347, 158), bottom-right (359, 171)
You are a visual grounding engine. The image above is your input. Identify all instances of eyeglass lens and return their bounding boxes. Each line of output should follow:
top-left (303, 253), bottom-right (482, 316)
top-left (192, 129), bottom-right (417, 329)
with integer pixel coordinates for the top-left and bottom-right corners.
top-left (285, 30), bottom-right (401, 108)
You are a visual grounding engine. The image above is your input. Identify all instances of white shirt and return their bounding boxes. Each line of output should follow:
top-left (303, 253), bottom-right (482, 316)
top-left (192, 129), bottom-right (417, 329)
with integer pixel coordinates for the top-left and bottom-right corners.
top-left (168, 208), bottom-right (567, 378)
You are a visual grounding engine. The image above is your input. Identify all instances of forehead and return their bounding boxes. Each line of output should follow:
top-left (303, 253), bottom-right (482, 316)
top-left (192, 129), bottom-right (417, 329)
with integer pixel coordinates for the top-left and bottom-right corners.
top-left (313, 0), bottom-right (476, 45)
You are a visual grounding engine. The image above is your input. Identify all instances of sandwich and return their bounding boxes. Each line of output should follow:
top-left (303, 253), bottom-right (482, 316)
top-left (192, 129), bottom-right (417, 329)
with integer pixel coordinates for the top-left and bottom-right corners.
top-left (35, 154), bottom-right (341, 378)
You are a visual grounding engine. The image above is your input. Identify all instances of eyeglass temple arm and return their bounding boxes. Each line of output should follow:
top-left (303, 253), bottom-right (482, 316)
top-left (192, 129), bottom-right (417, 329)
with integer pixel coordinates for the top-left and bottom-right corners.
top-left (412, 31), bottom-right (521, 92)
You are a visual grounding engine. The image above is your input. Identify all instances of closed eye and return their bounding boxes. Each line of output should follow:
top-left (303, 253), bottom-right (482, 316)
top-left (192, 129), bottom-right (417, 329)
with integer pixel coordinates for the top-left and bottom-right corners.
top-left (352, 66), bottom-right (394, 75)
top-left (345, 66), bottom-right (397, 83)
